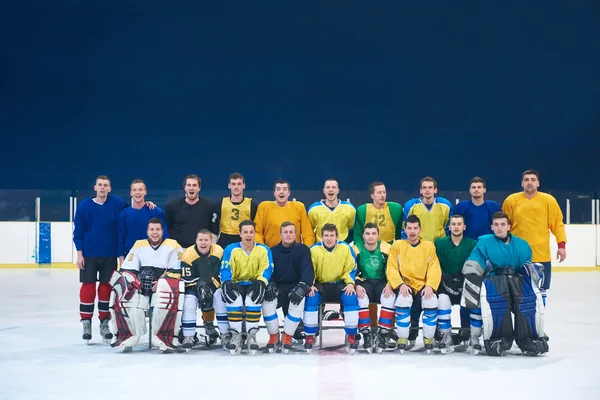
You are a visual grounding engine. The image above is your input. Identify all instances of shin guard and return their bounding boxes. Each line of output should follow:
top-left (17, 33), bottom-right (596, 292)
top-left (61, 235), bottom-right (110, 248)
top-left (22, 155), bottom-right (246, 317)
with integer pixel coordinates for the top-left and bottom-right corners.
top-left (508, 274), bottom-right (548, 355)
top-left (480, 275), bottom-right (513, 356)
top-left (151, 277), bottom-right (182, 350)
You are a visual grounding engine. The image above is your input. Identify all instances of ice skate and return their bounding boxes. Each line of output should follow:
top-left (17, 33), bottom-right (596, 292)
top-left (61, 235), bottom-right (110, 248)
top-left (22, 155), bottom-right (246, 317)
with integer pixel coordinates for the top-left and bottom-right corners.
top-left (246, 328), bottom-right (259, 355)
top-left (456, 328), bottom-right (470, 344)
top-left (182, 336), bottom-right (195, 352)
top-left (407, 327), bottom-right (418, 350)
top-left (360, 329), bottom-right (373, 353)
top-left (81, 320), bottom-right (92, 344)
top-left (468, 334), bottom-right (482, 355)
top-left (292, 328), bottom-right (305, 345)
top-left (423, 337), bottom-right (434, 355)
top-left (203, 321), bottom-right (219, 347)
top-left (396, 338), bottom-right (408, 353)
top-left (99, 319), bottom-right (113, 344)
top-left (345, 334), bottom-right (358, 354)
top-left (304, 335), bottom-right (316, 353)
top-left (122, 346), bottom-right (133, 353)
top-left (281, 333), bottom-right (293, 354)
top-left (438, 331), bottom-right (455, 354)
top-left (266, 333), bottom-right (280, 353)
top-left (227, 331), bottom-right (243, 355)
top-left (221, 332), bottom-right (232, 351)
top-left (374, 329), bottom-right (388, 353)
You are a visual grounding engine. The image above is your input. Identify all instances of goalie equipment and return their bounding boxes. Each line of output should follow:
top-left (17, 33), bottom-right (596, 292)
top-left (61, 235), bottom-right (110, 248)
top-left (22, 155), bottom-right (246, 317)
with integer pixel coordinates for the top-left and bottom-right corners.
top-left (110, 286), bottom-right (149, 349)
top-left (221, 280), bottom-right (241, 304)
top-left (140, 267), bottom-right (162, 297)
top-left (461, 274), bottom-right (483, 310)
top-left (249, 280), bottom-right (266, 303)
top-left (109, 270), bottom-right (139, 302)
top-left (289, 282), bottom-right (311, 305)
top-left (151, 276), bottom-right (182, 351)
top-left (519, 262), bottom-right (545, 289)
top-left (264, 282), bottom-right (279, 302)
top-left (441, 273), bottom-right (463, 296)
top-left (195, 281), bottom-right (214, 309)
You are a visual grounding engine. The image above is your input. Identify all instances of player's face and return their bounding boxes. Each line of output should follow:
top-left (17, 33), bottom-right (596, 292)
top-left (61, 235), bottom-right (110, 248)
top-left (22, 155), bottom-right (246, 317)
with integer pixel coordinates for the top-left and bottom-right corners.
top-left (322, 230), bottom-right (338, 248)
top-left (323, 180), bottom-right (339, 201)
top-left (94, 179), bottom-right (111, 198)
top-left (273, 183), bottom-right (290, 205)
top-left (363, 228), bottom-right (379, 246)
top-left (469, 183), bottom-right (485, 199)
top-left (130, 183), bottom-right (147, 202)
top-left (370, 185), bottom-right (386, 206)
top-left (228, 178), bottom-right (245, 197)
top-left (240, 225), bottom-right (256, 245)
top-left (147, 223), bottom-right (163, 243)
top-left (280, 225), bottom-right (297, 246)
top-left (420, 181), bottom-right (437, 200)
top-left (449, 218), bottom-right (466, 237)
top-left (196, 233), bottom-right (212, 254)
top-left (405, 222), bottom-right (421, 243)
top-left (185, 178), bottom-right (200, 200)
top-left (521, 174), bottom-right (539, 194)
top-left (491, 218), bottom-right (510, 238)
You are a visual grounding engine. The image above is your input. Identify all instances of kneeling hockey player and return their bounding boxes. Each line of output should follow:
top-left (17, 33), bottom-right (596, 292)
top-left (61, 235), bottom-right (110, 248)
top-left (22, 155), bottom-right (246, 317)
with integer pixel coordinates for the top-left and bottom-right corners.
top-left (179, 229), bottom-right (223, 351)
top-left (109, 218), bottom-right (183, 353)
top-left (303, 223), bottom-right (359, 353)
top-left (214, 220), bottom-right (274, 355)
top-left (461, 211), bottom-right (548, 356)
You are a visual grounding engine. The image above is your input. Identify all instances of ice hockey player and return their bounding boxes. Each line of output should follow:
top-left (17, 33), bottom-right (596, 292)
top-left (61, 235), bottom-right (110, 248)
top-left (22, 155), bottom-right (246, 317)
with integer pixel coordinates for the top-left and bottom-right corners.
top-left (179, 229), bottom-right (223, 351)
top-left (109, 218), bottom-right (183, 353)
top-left (434, 215), bottom-right (477, 353)
top-left (461, 211), bottom-right (548, 356)
top-left (214, 220), bottom-right (274, 355)
top-left (262, 221), bottom-right (314, 353)
top-left (303, 223), bottom-right (359, 353)
top-left (352, 222), bottom-right (394, 353)
top-left (386, 215), bottom-right (441, 354)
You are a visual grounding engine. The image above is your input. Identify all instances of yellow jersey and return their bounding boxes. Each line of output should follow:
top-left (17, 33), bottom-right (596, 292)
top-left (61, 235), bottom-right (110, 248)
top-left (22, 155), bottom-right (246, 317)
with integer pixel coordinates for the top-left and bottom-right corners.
top-left (308, 200), bottom-right (356, 242)
top-left (310, 241), bottom-right (356, 285)
top-left (254, 201), bottom-right (315, 247)
top-left (220, 242), bottom-right (274, 285)
top-left (386, 240), bottom-right (441, 293)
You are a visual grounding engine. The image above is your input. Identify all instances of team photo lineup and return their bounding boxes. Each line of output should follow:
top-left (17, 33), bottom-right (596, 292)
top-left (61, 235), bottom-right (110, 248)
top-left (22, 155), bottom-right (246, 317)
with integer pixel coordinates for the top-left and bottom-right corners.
top-left (74, 170), bottom-right (566, 357)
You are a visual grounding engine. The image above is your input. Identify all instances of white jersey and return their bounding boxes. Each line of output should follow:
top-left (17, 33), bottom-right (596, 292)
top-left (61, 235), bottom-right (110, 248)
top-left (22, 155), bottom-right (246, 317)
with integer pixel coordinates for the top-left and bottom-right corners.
top-left (121, 238), bottom-right (183, 273)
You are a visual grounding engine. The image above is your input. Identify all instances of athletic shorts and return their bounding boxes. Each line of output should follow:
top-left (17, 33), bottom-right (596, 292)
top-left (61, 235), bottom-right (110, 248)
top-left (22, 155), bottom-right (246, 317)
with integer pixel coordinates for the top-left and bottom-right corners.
top-left (79, 257), bottom-right (117, 284)
top-left (357, 279), bottom-right (387, 304)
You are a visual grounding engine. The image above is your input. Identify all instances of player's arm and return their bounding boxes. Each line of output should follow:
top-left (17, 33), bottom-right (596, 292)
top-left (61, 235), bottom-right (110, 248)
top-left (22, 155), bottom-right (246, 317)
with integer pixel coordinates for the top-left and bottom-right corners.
top-left (300, 205), bottom-right (316, 247)
top-left (548, 197), bottom-right (567, 247)
top-left (501, 195), bottom-right (515, 222)
top-left (117, 209), bottom-right (127, 260)
top-left (353, 205), bottom-right (366, 245)
top-left (462, 241), bottom-right (488, 277)
top-left (212, 199), bottom-right (223, 237)
top-left (180, 256), bottom-right (198, 287)
top-left (220, 246), bottom-right (234, 282)
top-left (120, 245), bottom-right (142, 273)
top-left (385, 244), bottom-right (404, 289)
top-left (299, 245), bottom-right (315, 285)
top-left (352, 245), bottom-right (364, 282)
top-left (154, 207), bottom-right (169, 239)
top-left (341, 246), bottom-right (357, 285)
top-left (253, 203), bottom-right (266, 244)
top-left (256, 246), bottom-right (274, 284)
top-left (388, 202), bottom-right (404, 241)
top-left (73, 202), bottom-right (87, 267)
top-left (425, 245), bottom-right (442, 290)
top-left (165, 202), bottom-right (174, 237)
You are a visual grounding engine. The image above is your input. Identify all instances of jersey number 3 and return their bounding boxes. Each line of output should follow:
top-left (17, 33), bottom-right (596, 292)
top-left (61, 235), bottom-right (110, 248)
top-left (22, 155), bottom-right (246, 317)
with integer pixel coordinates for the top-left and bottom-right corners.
top-left (230, 208), bottom-right (240, 220)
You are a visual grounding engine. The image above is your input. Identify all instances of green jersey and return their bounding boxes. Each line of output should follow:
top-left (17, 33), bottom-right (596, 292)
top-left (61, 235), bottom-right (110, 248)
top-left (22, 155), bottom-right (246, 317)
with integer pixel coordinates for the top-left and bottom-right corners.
top-left (352, 240), bottom-right (392, 280)
top-left (433, 236), bottom-right (477, 275)
top-left (354, 202), bottom-right (403, 245)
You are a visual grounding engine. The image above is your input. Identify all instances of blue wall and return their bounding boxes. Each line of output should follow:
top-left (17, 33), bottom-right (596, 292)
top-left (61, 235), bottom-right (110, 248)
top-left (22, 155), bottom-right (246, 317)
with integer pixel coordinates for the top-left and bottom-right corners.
top-left (1, 1), bottom-right (599, 191)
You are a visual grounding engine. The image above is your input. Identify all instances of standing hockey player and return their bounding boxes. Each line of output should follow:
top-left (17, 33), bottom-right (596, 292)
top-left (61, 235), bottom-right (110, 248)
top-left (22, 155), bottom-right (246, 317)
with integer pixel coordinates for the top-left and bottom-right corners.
top-left (461, 211), bottom-right (548, 356)
top-left (262, 221), bottom-right (314, 353)
top-left (353, 222), bottom-right (394, 353)
top-left (74, 175), bottom-right (128, 344)
top-left (303, 224), bottom-right (359, 353)
top-left (213, 173), bottom-right (259, 248)
top-left (433, 215), bottom-right (477, 353)
top-left (387, 215), bottom-right (441, 354)
top-left (453, 177), bottom-right (501, 240)
top-left (308, 178), bottom-right (356, 243)
top-left (254, 180), bottom-right (315, 247)
top-left (179, 229), bottom-right (223, 351)
top-left (402, 177), bottom-right (452, 241)
top-left (354, 181), bottom-right (403, 245)
top-left (213, 220), bottom-right (274, 355)
top-left (109, 218), bottom-right (183, 353)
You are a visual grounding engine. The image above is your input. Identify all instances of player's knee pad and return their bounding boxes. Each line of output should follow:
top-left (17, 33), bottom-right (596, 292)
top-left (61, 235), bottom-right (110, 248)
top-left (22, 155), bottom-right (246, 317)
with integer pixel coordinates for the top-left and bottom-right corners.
top-left (151, 277), bottom-right (181, 350)
top-left (480, 275), bottom-right (513, 354)
top-left (341, 292), bottom-right (359, 312)
top-left (395, 293), bottom-right (413, 308)
top-left (379, 292), bottom-right (396, 309)
top-left (357, 292), bottom-right (370, 308)
top-left (508, 274), bottom-right (546, 354)
top-left (304, 292), bottom-right (322, 311)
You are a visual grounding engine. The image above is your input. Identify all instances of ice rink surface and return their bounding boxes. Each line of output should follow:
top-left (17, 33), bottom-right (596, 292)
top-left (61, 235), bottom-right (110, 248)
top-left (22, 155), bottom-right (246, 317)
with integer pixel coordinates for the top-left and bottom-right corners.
top-left (1, 269), bottom-right (599, 400)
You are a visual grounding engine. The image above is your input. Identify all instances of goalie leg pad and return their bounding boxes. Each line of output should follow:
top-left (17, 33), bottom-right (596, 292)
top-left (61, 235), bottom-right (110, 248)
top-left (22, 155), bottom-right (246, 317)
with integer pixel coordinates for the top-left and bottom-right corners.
top-left (480, 275), bottom-right (513, 356)
top-left (151, 277), bottom-right (181, 350)
top-left (110, 291), bottom-right (148, 348)
top-left (461, 274), bottom-right (483, 310)
top-left (181, 294), bottom-right (198, 337)
top-left (213, 288), bottom-right (230, 335)
top-left (508, 274), bottom-right (547, 354)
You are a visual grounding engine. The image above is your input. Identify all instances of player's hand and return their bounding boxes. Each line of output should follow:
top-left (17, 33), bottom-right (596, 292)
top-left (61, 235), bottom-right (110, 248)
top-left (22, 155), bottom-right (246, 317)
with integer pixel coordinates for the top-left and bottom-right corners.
top-left (76, 254), bottom-right (85, 269)
top-left (399, 284), bottom-right (412, 297)
top-left (557, 248), bottom-right (566, 263)
top-left (356, 284), bottom-right (366, 299)
top-left (421, 286), bottom-right (434, 300)
top-left (308, 286), bottom-right (318, 297)
top-left (382, 285), bottom-right (394, 298)
top-left (343, 284), bottom-right (356, 296)
top-left (145, 201), bottom-right (156, 210)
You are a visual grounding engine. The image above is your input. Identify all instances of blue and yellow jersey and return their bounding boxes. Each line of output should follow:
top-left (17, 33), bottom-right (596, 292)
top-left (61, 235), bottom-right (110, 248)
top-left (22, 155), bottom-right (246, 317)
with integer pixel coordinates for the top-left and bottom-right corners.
top-left (402, 197), bottom-right (453, 241)
top-left (121, 238), bottom-right (183, 278)
top-left (220, 242), bottom-right (274, 285)
top-left (310, 241), bottom-right (356, 285)
top-left (307, 200), bottom-right (356, 242)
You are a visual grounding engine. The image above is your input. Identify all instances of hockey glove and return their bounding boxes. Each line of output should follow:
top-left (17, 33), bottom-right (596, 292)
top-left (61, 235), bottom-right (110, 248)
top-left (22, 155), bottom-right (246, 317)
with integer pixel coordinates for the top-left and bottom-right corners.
top-left (249, 280), bottom-right (266, 304)
top-left (195, 281), bottom-right (215, 309)
top-left (288, 282), bottom-right (311, 305)
top-left (460, 274), bottom-right (483, 310)
top-left (264, 281), bottom-right (279, 302)
top-left (221, 280), bottom-right (240, 304)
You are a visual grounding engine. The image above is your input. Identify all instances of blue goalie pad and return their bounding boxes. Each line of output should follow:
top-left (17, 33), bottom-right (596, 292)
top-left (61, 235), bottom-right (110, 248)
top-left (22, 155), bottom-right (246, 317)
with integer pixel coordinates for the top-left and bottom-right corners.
top-left (480, 275), bottom-right (513, 344)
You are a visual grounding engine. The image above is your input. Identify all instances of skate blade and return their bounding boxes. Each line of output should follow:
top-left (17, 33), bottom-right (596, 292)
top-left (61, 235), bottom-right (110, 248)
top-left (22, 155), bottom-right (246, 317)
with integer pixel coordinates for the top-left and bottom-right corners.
top-left (441, 347), bottom-right (454, 354)
top-left (267, 346), bottom-right (276, 354)
top-left (305, 348), bottom-right (313, 354)
top-left (365, 347), bottom-right (372, 354)
top-left (282, 348), bottom-right (290, 354)
top-left (398, 348), bottom-right (405, 354)
top-left (426, 349), bottom-right (432, 355)
top-left (84, 340), bottom-right (90, 346)
top-left (375, 347), bottom-right (383, 354)
top-left (346, 347), bottom-right (356, 354)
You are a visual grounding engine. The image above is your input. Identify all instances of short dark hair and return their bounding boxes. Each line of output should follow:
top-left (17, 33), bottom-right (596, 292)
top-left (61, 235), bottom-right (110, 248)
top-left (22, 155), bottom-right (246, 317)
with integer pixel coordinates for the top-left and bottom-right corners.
top-left (239, 220), bottom-right (256, 231)
top-left (280, 221), bottom-right (296, 232)
top-left (420, 176), bottom-right (437, 189)
top-left (148, 217), bottom-right (163, 227)
top-left (273, 179), bottom-right (290, 190)
top-left (363, 222), bottom-right (379, 233)
top-left (368, 181), bottom-right (385, 195)
top-left (324, 178), bottom-right (338, 186)
top-left (130, 179), bottom-right (145, 189)
top-left (183, 174), bottom-right (202, 187)
top-left (321, 223), bottom-right (338, 236)
top-left (229, 172), bottom-right (245, 183)
top-left (197, 229), bottom-right (212, 237)
top-left (522, 170), bottom-right (539, 179)
top-left (449, 214), bottom-right (465, 224)
top-left (492, 211), bottom-right (511, 224)
top-left (405, 214), bottom-right (421, 227)
top-left (469, 177), bottom-right (485, 187)
top-left (96, 175), bottom-right (111, 184)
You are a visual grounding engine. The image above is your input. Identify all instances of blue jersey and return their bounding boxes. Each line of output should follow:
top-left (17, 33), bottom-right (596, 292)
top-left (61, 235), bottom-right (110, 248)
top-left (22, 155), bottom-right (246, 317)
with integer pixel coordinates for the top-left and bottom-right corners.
top-left (117, 205), bottom-right (169, 257)
top-left (462, 233), bottom-right (532, 277)
top-left (453, 200), bottom-right (501, 240)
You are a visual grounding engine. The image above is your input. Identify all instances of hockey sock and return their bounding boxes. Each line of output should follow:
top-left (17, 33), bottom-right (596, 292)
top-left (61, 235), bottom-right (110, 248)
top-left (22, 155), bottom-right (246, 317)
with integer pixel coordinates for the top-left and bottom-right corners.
top-left (341, 293), bottom-right (359, 335)
top-left (358, 306), bottom-right (370, 331)
top-left (97, 283), bottom-right (112, 321)
top-left (421, 295), bottom-right (438, 339)
top-left (437, 294), bottom-right (452, 333)
top-left (283, 298), bottom-right (304, 336)
top-left (202, 309), bottom-right (215, 322)
top-left (377, 307), bottom-right (395, 330)
top-left (303, 292), bottom-right (321, 335)
top-left (80, 283), bottom-right (96, 320)
top-left (182, 294), bottom-right (198, 337)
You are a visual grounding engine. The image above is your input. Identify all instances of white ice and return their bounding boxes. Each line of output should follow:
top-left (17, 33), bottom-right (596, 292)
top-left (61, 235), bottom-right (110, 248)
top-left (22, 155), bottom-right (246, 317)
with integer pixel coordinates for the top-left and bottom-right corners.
top-left (1, 269), bottom-right (599, 400)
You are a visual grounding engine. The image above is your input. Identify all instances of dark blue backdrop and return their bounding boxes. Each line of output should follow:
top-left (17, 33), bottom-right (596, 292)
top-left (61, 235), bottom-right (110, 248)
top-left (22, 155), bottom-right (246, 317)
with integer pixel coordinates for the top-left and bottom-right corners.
top-left (1, 1), bottom-right (599, 191)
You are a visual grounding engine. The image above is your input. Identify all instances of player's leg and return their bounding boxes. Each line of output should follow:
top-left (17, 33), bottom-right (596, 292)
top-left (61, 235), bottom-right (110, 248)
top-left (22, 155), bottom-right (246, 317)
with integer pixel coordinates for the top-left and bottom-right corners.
top-left (181, 293), bottom-right (199, 350)
top-left (539, 261), bottom-right (551, 307)
top-left (357, 281), bottom-right (373, 347)
top-left (418, 290), bottom-right (438, 353)
top-left (508, 274), bottom-right (548, 355)
top-left (222, 284), bottom-right (244, 355)
top-left (375, 285), bottom-right (396, 352)
top-left (282, 295), bottom-right (304, 353)
top-left (262, 282), bottom-right (281, 351)
top-left (338, 283), bottom-right (359, 353)
top-left (480, 275), bottom-right (513, 356)
top-left (97, 257), bottom-right (118, 344)
top-left (280, 283), bottom-right (306, 344)
top-left (243, 286), bottom-right (263, 355)
top-left (213, 288), bottom-right (231, 349)
top-left (151, 275), bottom-right (183, 352)
top-left (303, 283), bottom-right (323, 351)
top-left (79, 257), bottom-right (98, 343)
top-left (109, 269), bottom-right (147, 351)
top-left (197, 282), bottom-right (219, 345)
top-left (394, 291), bottom-right (413, 352)
top-left (437, 293), bottom-right (453, 353)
